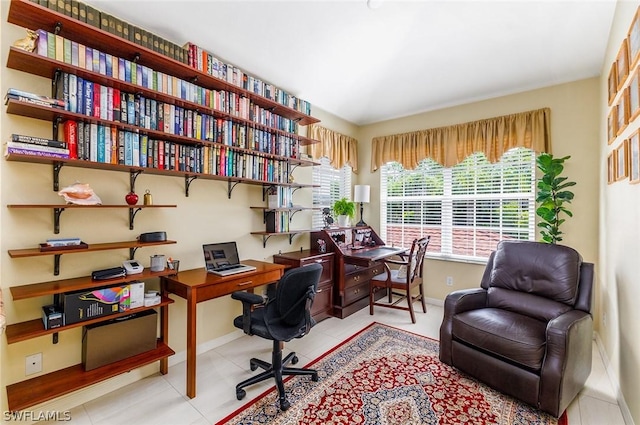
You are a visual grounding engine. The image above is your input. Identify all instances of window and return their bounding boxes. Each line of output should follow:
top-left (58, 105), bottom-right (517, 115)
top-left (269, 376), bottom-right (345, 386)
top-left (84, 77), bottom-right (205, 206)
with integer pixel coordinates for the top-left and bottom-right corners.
top-left (312, 157), bottom-right (352, 229)
top-left (380, 148), bottom-right (536, 261)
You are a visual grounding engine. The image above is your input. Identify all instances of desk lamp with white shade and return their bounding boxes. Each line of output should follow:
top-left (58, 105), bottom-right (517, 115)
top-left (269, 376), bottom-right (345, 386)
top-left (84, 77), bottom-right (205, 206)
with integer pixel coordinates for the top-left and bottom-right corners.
top-left (354, 185), bottom-right (370, 227)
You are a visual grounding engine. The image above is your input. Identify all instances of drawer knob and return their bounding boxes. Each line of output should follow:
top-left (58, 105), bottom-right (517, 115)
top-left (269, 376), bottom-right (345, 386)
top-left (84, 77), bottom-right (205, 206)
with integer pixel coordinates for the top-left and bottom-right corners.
top-left (354, 275), bottom-right (360, 281)
top-left (317, 288), bottom-right (323, 293)
top-left (237, 281), bottom-right (253, 286)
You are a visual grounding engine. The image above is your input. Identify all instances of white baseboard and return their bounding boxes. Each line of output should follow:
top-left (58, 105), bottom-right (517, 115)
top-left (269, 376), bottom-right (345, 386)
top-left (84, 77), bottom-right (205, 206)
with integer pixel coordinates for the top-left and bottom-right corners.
top-left (425, 297), bottom-right (444, 307)
top-left (593, 332), bottom-right (634, 425)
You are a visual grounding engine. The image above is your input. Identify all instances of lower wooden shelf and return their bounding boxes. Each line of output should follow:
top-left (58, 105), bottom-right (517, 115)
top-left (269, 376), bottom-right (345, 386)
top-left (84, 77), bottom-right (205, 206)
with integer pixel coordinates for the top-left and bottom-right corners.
top-left (5, 297), bottom-right (174, 344)
top-left (6, 340), bottom-right (174, 412)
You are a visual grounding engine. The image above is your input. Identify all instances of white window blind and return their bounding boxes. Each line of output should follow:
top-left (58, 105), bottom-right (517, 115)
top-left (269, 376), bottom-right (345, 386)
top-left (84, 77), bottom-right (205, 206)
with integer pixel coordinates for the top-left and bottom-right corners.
top-left (312, 157), bottom-right (352, 229)
top-left (380, 148), bottom-right (536, 261)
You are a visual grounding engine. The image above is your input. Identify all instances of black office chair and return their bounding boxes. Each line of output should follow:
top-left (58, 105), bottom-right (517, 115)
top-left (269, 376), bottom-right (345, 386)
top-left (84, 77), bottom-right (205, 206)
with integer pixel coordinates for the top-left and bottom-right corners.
top-left (231, 263), bottom-right (322, 410)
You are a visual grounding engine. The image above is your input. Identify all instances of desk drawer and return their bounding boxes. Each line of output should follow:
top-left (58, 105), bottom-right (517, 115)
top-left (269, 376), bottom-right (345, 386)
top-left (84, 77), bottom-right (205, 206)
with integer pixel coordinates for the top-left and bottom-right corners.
top-left (311, 281), bottom-right (333, 317)
top-left (343, 281), bottom-right (369, 305)
top-left (195, 269), bottom-right (281, 302)
top-left (300, 257), bottom-right (333, 285)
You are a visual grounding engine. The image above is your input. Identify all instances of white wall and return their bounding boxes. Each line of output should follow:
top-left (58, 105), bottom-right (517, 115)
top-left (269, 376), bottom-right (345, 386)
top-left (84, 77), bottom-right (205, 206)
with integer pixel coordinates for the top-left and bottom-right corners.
top-left (598, 2), bottom-right (640, 424)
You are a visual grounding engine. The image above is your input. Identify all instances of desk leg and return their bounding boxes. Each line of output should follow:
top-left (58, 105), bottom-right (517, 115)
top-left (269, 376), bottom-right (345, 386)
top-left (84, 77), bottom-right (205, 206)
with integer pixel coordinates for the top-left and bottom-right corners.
top-left (186, 287), bottom-right (197, 399)
top-left (159, 277), bottom-right (169, 375)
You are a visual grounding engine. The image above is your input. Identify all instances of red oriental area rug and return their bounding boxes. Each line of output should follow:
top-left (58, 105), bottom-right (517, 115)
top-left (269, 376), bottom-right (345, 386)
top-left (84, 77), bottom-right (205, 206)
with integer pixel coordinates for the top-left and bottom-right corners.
top-left (218, 323), bottom-right (568, 425)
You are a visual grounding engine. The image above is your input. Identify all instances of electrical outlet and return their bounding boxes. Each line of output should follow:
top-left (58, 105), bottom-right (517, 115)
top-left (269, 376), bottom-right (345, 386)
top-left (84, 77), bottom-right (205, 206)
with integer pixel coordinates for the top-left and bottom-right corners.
top-left (25, 353), bottom-right (42, 375)
top-left (446, 276), bottom-right (453, 286)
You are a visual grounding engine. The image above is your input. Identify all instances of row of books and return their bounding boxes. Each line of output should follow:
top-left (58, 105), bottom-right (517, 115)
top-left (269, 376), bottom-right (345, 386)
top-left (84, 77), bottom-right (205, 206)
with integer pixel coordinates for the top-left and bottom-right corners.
top-left (56, 72), bottom-right (299, 135)
top-left (268, 186), bottom-right (294, 209)
top-left (184, 43), bottom-right (312, 115)
top-left (265, 211), bottom-right (291, 233)
top-left (29, 0), bottom-right (188, 64)
top-left (29, 0), bottom-right (312, 115)
top-left (59, 121), bottom-right (292, 183)
top-left (34, 34), bottom-right (302, 134)
top-left (5, 134), bottom-right (70, 159)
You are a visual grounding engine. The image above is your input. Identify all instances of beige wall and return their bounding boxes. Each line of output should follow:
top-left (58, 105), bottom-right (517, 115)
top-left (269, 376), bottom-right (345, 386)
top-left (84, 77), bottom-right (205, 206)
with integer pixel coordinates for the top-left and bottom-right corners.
top-left (2, 0), bottom-right (637, 422)
top-left (355, 78), bottom-right (601, 304)
top-left (0, 2), bottom-right (357, 414)
top-left (599, 2), bottom-right (640, 424)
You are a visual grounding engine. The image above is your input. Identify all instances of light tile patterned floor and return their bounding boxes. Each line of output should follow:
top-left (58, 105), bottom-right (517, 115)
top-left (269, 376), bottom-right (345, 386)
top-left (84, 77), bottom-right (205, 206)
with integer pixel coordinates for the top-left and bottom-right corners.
top-left (43, 303), bottom-right (626, 425)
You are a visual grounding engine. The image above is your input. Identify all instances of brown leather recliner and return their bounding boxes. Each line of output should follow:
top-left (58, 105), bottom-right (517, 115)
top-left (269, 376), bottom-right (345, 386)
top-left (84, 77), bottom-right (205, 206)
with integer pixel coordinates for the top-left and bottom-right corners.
top-left (439, 240), bottom-right (594, 417)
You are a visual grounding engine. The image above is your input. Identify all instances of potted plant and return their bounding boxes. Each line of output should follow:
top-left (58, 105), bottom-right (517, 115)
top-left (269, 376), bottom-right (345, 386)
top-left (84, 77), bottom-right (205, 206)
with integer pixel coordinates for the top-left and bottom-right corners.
top-left (535, 153), bottom-right (576, 244)
top-left (333, 198), bottom-right (356, 227)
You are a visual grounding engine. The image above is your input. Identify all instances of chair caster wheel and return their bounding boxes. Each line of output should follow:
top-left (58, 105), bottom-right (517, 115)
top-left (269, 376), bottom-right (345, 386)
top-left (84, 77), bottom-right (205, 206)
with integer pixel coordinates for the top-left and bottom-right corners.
top-left (311, 372), bottom-right (319, 382)
top-left (236, 388), bottom-right (246, 400)
top-left (280, 399), bottom-right (290, 411)
top-left (291, 355), bottom-right (298, 365)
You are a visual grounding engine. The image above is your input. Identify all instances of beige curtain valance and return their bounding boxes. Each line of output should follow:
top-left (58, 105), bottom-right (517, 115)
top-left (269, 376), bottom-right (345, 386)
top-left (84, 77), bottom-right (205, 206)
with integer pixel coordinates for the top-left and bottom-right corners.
top-left (370, 107), bottom-right (551, 172)
top-left (307, 124), bottom-right (359, 173)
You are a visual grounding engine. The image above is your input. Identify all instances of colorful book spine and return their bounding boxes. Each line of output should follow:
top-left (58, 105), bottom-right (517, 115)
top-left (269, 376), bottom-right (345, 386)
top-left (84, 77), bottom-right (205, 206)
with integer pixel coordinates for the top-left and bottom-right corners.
top-left (7, 141), bottom-right (69, 154)
top-left (5, 146), bottom-right (69, 159)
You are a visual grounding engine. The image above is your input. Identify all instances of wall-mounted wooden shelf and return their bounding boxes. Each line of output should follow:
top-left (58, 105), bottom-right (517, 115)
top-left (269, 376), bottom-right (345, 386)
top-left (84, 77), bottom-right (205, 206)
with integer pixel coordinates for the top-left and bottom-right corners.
top-left (7, 203), bottom-right (177, 233)
top-left (8, 239), bottom-right (176, 275)
top-left (6, 340), bottom-right (174, 412)
top-left (7, 0), bottom-right (319, 126)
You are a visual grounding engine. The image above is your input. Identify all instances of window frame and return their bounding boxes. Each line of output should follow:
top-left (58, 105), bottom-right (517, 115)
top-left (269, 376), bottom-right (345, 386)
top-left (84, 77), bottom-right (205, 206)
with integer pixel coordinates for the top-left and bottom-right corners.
top-left (379, 149), bottom-right (537, 262)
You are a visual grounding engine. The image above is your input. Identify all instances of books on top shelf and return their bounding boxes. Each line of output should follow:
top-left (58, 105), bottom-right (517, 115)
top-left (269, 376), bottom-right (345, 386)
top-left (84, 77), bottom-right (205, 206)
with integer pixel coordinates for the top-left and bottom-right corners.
top-left (5, 88), bottom-right (66, 109)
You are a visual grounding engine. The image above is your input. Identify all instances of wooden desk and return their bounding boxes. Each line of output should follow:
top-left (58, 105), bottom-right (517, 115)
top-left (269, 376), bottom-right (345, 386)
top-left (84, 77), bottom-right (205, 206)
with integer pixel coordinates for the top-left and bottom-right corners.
top-left (160, 259), bottom-right (285, 398)
top-left (311, 227), bottom-right (408, 318)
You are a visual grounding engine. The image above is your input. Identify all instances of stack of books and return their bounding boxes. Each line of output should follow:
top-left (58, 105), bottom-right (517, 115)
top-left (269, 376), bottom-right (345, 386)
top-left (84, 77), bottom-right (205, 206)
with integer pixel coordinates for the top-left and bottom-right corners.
top-left (5, 134), bottom-right (70, 159)
top-left (5, 88), bottom-right (65, 109)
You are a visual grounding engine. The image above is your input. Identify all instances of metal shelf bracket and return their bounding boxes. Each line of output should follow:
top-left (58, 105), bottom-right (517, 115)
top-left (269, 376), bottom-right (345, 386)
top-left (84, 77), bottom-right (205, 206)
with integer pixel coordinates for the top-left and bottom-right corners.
top-left (52, 162), bottom-right (64, 191)
top-left (185, 176), bottom-right (197, 197)
top-left (129, 207), bottom-right (142, 230)
top-left (53, 207), bottom-right (65, 234)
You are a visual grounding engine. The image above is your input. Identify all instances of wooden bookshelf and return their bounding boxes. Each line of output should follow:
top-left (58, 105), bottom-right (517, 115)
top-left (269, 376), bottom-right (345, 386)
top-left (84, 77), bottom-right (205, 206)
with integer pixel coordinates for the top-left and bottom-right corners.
top-left (10, 268), bottom-right (178, 300)
top-left (6, 340), bottom-right (175, 412)
top-left (4, 60), bottom-right (320, 147)
top-left (5, 297), bottom-right (174, 344)
top-left (7, 0), bottom-right (319, 126)
top-left (8, 239), bottom-right (176, 258)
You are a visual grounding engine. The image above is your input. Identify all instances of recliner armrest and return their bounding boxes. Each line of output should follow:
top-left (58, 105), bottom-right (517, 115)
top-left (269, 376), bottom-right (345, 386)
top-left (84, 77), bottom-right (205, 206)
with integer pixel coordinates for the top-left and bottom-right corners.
top-left (439, 288), bottom-right (487, 365)
top-left (444, 288), bottom-right (487, 315)
top-left (540, 309), bottom-right (593, 416)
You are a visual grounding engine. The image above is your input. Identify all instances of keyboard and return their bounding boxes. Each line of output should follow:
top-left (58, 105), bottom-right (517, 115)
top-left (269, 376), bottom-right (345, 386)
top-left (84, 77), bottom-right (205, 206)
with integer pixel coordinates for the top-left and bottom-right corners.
top-left (213, 264), bottom-right (243, 272)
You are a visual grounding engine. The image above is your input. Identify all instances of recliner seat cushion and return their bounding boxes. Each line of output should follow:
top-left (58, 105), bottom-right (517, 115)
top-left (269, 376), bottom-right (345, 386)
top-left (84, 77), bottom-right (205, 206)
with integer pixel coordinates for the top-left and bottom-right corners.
top-left (452, 308), bottom-right (547, 370)
top-left (490, 241), bottom-right (581, 305)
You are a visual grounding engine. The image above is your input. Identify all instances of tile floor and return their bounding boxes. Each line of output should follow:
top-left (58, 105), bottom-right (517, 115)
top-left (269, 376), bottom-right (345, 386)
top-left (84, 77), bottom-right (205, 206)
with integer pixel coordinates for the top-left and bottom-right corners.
top-left (44, 303), bottom-right (626, 425)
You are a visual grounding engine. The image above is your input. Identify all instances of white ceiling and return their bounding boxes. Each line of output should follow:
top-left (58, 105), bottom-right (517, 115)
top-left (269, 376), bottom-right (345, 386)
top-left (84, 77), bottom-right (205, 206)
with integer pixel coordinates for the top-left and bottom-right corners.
top-left (83, 0), bottom-right (617, 125)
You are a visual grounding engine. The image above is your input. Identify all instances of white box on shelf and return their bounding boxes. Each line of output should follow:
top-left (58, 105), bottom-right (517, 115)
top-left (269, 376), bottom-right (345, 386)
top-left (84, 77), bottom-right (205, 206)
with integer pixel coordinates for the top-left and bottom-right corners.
top-left (129, 281), bottom-right (145, 309)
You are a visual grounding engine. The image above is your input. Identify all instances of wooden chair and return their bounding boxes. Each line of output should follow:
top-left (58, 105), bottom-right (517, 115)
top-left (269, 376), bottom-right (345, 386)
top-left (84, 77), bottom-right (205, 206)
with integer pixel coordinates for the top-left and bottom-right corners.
top-left (369, 236), bottom-right (430, 323)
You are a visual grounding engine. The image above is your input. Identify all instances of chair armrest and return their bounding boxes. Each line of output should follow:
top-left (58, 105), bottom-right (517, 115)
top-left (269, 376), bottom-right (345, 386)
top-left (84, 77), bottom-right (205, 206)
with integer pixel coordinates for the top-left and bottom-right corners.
top-left (383, 258), bottom-right (408, 266)
top-left (231, 291), bottom-right (264, 305)
top-left (539, 310), bottom-right (593, 416)
top-left (439, 288), bottom-right (487, 365)
top-left (231, 291), bottom-right (265, 335)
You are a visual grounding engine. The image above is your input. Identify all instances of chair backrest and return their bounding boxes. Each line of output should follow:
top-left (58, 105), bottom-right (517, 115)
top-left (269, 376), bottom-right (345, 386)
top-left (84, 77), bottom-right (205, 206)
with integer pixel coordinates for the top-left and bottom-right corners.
top-left (407, 236), bottom-right (430, 283)
top-left (482, 240), bottom-right (589, 322)
top-left (274, 263), bottom-right (322, 326)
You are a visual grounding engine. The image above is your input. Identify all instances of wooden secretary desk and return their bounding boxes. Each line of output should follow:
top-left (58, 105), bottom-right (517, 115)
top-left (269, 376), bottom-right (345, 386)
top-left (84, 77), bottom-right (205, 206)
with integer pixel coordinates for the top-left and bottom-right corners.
top-left (310, 226), bottom-right (407, 318)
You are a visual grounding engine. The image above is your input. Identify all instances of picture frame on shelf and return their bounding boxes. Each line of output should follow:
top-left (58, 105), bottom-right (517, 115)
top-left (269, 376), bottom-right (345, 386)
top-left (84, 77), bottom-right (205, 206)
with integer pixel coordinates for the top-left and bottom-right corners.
top-left (617, 89), bottom-right (630, 136)
top-left (608, 62), bottom-right (618, 105)
top-left (608, 108), bottom-right (617, 145)
top-left (629, 131), bottom-right (640, 183)
top-left (629, 70), bottom-right (640, 122)
top-left (628, 7), bottom-right (640, 69)
top-left (615, 139), bottom-right (629, 181)
top-left (617, 39), bottom-right (630, 90)
top-left (608, 151), bottom-right (616, 184)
